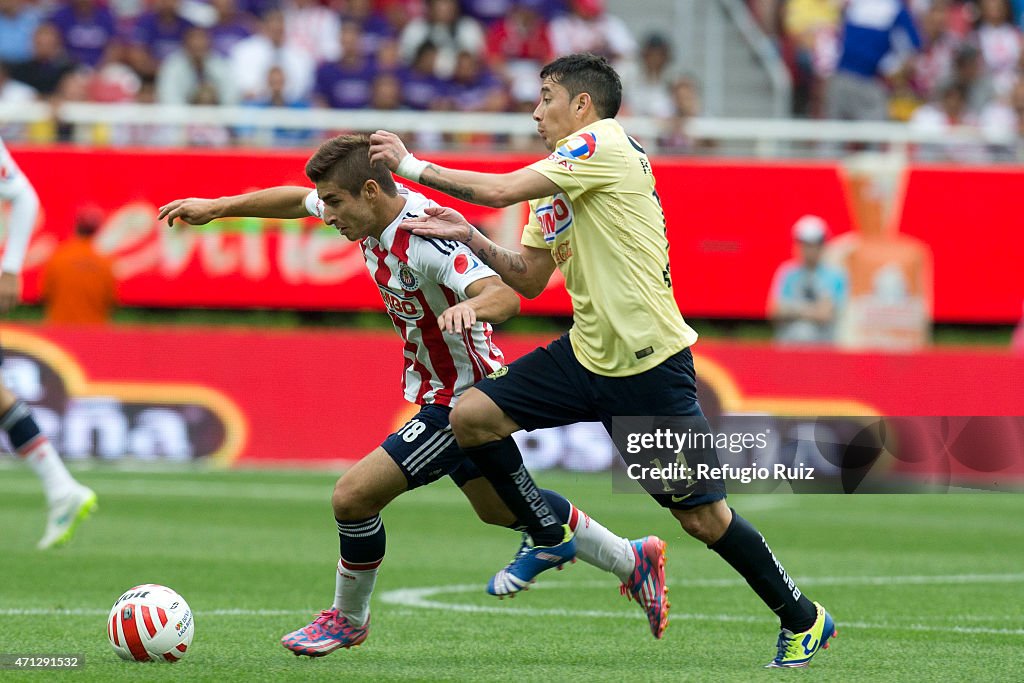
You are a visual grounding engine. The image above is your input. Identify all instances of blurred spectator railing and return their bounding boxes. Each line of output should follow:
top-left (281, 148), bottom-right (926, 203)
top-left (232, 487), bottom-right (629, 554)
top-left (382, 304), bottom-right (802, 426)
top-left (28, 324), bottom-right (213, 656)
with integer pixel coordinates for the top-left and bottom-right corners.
top-left (717, 0), bottom-right (791, 118)
top-left (0, 102), bottom-right (1017, 160)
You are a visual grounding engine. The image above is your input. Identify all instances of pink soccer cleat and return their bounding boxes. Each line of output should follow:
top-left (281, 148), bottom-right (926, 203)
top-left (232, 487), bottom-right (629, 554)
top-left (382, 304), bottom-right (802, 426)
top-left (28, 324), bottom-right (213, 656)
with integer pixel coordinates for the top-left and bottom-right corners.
top-left (281, 608), bottom-right (369, 657)
top-left (620, 536), bottom-right (670, 639)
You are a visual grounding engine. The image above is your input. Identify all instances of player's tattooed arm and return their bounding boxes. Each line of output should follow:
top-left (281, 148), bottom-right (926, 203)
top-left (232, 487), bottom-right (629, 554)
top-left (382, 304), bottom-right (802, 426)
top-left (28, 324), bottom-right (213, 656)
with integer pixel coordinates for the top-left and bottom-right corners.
top-left (401, 207), bottom-right (554, 297)
top-left (369, 130), bottom-right (560, 207)
top-left (419, 165), bottom-right (477, 203)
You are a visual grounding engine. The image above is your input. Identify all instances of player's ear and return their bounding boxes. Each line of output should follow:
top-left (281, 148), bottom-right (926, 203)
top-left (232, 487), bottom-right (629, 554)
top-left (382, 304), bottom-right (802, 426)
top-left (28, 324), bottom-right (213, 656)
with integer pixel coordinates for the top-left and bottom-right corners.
top-left (576, 93), bottom-right (590, 114)
top-left (363, 179), bottom-right (379, 200)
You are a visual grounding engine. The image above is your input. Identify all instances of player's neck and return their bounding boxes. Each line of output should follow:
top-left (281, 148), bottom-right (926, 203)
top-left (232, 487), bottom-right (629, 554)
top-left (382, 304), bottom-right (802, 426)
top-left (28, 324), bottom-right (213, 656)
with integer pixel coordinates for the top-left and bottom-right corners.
top-left (371, 195), bottom-right (409, 240)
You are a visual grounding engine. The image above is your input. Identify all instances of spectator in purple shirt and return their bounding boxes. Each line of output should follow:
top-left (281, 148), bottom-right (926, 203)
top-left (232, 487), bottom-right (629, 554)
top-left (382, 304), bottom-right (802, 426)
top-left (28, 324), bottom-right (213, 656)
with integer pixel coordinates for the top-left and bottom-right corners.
top-left (459, 0), bottom-right (515, 26)
top-left (448, 49), bottom-right (507, 111)
top-left (48, 0), bottom-right (119, 67)
top-left (129, 0), bottom-right (195, 69)
top-left (313, 23), bottom-right (377, 109)
top-left (342, 0), bottom-right (397, 55)
top-left (397, 41), bottom-right (449, 110)
top-left (208, 0), bottom-right (254, 58)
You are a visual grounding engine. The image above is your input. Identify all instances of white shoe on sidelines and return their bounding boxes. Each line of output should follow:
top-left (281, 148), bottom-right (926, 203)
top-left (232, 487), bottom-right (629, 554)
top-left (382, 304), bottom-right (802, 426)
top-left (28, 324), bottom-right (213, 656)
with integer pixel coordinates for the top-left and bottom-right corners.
top-left (38, 485), bottom-right (97, 550)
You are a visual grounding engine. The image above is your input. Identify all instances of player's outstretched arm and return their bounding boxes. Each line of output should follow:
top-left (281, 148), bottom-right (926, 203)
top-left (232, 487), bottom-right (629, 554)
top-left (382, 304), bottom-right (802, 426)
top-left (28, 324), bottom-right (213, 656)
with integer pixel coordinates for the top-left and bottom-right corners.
top-left (401, 207), bottom-right (555, 299)
top-left (158, 186), bottom-right (312, 227)
top-left (438, 276), bottom-right (520, 334)
top-left (368, 130), bottom-right (560, 208)
top-left (0, 170), bottom-right (40, 313)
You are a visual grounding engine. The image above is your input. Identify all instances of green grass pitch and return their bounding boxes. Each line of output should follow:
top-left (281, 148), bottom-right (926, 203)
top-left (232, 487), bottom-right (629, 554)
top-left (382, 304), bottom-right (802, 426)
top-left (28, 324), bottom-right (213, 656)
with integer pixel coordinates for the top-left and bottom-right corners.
top-left (0, 465), bottom-right (1022, 682)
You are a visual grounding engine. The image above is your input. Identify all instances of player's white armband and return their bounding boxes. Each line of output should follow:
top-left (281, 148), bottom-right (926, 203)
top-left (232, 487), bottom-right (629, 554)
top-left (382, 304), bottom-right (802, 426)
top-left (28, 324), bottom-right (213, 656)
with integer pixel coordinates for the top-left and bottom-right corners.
top-left (303, 189), bottom-right (324, 219)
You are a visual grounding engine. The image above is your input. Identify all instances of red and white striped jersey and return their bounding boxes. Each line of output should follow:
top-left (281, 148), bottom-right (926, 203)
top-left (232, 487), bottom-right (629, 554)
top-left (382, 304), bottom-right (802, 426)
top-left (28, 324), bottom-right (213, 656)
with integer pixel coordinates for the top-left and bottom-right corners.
top-left (305, 186), bottom-right (505, 406)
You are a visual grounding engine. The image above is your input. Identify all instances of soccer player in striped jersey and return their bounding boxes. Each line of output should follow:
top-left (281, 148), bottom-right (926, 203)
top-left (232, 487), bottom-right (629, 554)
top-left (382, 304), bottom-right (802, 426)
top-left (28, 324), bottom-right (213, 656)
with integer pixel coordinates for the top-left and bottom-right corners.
top-left (0, 137), bottom-right (97, 549)
top-left (159, 134), bottom-right (670, 656)
top-left (368, 53), bottom-right (836, 668)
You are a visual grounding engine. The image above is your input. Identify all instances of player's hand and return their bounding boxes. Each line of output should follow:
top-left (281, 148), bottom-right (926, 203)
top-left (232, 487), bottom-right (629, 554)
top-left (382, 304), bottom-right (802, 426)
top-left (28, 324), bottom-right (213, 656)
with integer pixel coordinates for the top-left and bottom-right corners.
top-left (0, 272), bottom-right (21, 313)
top-left (438, 301), bottom-right (477, 334)
top-left (399, 206), bottom-right (474, 242)
top-left (368, 130), bottom-right (409, 171)
top-left (158, 198), bottom-right (220, 227)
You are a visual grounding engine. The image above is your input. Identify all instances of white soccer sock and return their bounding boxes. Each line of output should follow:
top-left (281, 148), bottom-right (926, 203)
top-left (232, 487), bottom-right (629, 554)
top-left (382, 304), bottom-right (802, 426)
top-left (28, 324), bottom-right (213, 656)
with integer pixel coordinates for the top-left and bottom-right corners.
top-left (20, 438), bottom-right (76, 505)
top-left (569, 506), bottom-right (636, 583)
top-left (333, 557), bottom-right (379, 627)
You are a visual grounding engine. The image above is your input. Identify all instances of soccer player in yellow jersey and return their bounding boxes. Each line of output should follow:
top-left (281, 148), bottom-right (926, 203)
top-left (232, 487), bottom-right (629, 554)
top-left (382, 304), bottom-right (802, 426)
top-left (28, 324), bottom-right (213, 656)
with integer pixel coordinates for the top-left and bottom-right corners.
top-left (369, 53), bottom-right (836, 668)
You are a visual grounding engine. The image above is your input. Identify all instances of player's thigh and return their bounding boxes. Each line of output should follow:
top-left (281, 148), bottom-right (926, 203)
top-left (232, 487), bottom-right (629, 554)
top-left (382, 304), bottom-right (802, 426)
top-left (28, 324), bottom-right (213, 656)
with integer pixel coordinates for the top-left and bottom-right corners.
top-left (380, 403), bottom-right (468, 489)
top-left (470, 334), bottom-right (598, 432)
top-left (333, 447), bottom-right (409, 514)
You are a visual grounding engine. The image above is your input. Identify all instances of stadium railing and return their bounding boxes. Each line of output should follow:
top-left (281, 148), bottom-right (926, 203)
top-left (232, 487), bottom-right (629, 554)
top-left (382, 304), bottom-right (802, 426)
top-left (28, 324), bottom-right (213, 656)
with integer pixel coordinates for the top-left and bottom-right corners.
top-left (1, 102), bottom-right (1018, 160)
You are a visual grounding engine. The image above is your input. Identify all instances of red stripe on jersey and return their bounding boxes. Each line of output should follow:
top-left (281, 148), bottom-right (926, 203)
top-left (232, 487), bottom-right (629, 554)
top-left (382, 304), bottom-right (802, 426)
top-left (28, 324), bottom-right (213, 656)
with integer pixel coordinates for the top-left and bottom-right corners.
top-left (369, 242), bottom-right (436, 403)
top-left (392, 231), bottom-right (458, 406)
top-left (157, 607), bottom-right (168, 627)
top-left (483, 325), bottom-right (504, 365)
top-left (120, 603), bottom-right (151, 661)
top-left (142, 605), bottom-right (158, 637)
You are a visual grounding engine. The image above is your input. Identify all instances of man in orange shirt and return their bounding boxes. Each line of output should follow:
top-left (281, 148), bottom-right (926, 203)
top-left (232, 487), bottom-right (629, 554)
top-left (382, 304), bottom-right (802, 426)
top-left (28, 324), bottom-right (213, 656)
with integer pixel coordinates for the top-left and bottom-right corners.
top-left (42, 205), bottom-right (117, 325)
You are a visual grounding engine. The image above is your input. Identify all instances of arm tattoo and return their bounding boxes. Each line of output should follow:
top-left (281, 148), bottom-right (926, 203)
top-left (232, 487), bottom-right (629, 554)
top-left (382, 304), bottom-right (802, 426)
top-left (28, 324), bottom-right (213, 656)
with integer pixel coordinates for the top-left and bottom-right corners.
top-left (422, 165), bottom-right (476, 202)
top-left (472, 242), bottom-right (528, 275)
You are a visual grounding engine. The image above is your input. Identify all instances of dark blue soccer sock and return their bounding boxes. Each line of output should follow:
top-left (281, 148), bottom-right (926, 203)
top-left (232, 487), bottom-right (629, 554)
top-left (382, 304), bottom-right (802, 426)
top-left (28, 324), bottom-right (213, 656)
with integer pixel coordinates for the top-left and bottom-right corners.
top-left (709, 509), bottom-right (816, 632)
top-left (463, 438), bottom-right (564, 546)
top-left (505, 489), bottom-right (573, 531)
top-left (336, 515), bottom-right (386, 568)
top-left (0, 400), bottom-right (43, 451)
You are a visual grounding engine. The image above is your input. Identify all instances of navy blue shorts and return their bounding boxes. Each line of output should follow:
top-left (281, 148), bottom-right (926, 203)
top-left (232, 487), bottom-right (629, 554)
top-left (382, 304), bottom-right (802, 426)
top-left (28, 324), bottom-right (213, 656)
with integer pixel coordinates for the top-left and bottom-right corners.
top-left (381, 404), bottom-right (482, 489)
top-left (474, 334), bottom-right (726, 509)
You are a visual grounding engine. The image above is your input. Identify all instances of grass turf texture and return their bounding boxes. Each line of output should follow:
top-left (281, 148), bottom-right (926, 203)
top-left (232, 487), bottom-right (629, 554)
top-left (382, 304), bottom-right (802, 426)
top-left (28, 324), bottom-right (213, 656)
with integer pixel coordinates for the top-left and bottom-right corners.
top-left (0, 465), bottom-right (1022, 682)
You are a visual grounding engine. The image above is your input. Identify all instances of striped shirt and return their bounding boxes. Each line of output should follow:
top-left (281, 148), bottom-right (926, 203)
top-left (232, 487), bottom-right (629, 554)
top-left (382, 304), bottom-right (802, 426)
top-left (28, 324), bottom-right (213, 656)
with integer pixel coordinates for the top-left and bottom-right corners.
top-left (305, 186), bottom-right (504, 406)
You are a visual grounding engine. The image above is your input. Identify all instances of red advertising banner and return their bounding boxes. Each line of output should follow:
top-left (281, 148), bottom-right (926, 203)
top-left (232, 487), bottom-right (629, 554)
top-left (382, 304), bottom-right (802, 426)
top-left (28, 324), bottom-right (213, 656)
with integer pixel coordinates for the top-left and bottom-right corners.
top-left (5, 147), bottom-right (1024, 322)
top-left (3, 324), bottom-right (1022, 477)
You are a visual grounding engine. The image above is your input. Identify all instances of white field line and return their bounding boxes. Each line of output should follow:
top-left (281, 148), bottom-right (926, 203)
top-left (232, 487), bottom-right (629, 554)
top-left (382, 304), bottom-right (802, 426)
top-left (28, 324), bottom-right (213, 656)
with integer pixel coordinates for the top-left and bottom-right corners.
top-left (3, 573), bottom-right (1023, 636)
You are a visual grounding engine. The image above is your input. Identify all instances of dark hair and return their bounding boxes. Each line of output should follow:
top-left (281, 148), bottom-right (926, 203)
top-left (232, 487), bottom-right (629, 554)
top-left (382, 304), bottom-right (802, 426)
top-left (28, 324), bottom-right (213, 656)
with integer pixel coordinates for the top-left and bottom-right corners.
top-left (305, 134), bottom-right (397, 197)
top-left (539, 53), bottom-right (622, 119)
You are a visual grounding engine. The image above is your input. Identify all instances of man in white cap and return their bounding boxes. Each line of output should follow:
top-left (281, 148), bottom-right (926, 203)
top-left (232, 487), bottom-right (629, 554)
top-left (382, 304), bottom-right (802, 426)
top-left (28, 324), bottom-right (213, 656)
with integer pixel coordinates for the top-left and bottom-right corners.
top-left (768, 215), bottom-right (848, 344)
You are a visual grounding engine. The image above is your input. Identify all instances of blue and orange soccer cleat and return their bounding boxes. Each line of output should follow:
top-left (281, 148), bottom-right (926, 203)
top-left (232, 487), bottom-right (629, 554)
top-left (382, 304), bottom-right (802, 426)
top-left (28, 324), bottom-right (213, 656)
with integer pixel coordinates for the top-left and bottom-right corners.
top-left (620, 536), bottom-right (670, 639)
top-left (765, 602), bottom-right (836, 668)
top-left (281, 609), bottom-right (369, 657)
top-left (487, 525), bottom-right (576, 597)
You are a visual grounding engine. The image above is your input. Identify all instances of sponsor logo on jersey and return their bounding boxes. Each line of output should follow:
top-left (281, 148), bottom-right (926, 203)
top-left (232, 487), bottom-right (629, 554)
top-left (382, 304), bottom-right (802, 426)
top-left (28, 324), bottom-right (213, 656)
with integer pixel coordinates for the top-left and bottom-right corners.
top-left (398, 263), bottom-right (420, 291)
top-left (535, 194), bottom-right (573, 244)
top-left (555, 132), bottom-right (597, 161)
top-left (378, 285), bottom-right (424, 321)
top-left (453, 252), bottom-right (482, 274)
top-left (553, 240), bottom-right (573, 265)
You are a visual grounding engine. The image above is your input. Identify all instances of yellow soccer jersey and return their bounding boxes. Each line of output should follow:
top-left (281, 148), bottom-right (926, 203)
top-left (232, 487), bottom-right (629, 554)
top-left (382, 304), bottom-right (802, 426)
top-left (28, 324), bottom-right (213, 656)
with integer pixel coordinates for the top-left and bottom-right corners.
top-left (523, 118), bottom-right (698, 376)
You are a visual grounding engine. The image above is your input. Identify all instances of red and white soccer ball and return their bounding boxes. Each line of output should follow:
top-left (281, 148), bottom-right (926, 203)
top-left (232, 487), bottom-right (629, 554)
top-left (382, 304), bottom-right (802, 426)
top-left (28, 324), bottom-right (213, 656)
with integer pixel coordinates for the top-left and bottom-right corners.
top-left (107, 584), bottom-right (194, 662)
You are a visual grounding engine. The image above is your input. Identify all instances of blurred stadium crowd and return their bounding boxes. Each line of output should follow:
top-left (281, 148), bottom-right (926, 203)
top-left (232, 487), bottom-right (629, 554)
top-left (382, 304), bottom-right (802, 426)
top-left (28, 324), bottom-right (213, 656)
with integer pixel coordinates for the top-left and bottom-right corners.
top-left (752, 0), bottom-right (1024, 150)
top-left (0, 0), bottom-right (704, 147)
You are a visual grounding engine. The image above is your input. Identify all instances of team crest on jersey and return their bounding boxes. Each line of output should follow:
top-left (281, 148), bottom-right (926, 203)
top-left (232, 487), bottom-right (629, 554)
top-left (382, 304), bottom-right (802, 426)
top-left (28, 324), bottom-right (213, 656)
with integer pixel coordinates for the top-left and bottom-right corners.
top-left (535, 193), bottom-right (573, 244)
top-left (398, 263), bottom-right (420, 291)
top-left (453, 252), bottom-right (482, 274)
top-left (556, 132), bottom-right (597, 161)
top-left (486, 366), bottom-right (509, 379)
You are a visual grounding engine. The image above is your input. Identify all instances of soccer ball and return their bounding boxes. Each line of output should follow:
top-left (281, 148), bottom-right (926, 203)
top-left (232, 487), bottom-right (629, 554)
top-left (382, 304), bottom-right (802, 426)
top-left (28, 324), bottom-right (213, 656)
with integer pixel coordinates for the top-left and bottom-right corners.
top-left (107, 584), bottom-right (194, 662)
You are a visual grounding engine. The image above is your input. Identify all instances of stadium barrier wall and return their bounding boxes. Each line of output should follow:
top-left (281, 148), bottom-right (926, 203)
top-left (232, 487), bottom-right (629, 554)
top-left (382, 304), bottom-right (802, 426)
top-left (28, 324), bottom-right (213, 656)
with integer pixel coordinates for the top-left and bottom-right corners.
top-left (7, 147), bottom-right (1024, 323)
top-left (3, 324), bottom-right (1022, 483)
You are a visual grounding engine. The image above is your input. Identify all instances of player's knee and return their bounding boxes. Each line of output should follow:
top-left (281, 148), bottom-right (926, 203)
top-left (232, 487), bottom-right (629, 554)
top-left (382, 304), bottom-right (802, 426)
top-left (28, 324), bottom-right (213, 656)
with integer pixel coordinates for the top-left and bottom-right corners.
top-left (450, 400), bottom-right (487, 446)
top-left (332, 477), bottom-right (381, 521)
top-left (675, 503), bottom-right (730, 544)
